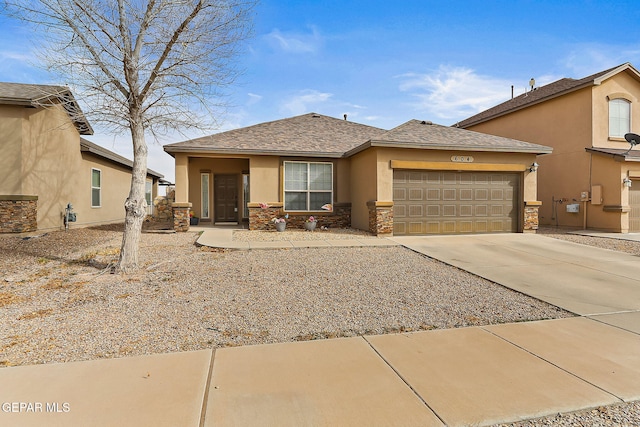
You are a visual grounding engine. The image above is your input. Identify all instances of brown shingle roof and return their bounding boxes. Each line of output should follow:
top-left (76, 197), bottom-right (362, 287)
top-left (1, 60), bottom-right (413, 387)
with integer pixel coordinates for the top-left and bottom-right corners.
top-left (456, 63), bottom-right (637, 128)
top-left (346, 120), bottom-right (552, 155)
top-left (80, 138), bottom-right (163, 179)
top-left (164, 113), bottom-right (387, 157)
top-left (0, 82), bottom-right (93, 135)
top-left (586, 147), bottom-right (640, 162)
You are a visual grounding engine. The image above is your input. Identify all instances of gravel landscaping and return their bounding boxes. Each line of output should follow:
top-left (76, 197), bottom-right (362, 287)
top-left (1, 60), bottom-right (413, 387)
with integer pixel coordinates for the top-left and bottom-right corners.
top-left (1, 223), bottom-right (572, 368)
top-left (1, 223), bottom-right (639, 425)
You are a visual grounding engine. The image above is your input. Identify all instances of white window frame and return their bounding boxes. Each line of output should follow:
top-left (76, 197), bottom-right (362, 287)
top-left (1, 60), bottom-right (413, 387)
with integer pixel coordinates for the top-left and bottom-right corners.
top-left (609, 98), bottom-right (631, 138)
top-left (91, 168), bottom-right (101, 208)
top-left (283, 161), bottom-right (333, 212)
top-left (201, 173), bottom-right (210, 219)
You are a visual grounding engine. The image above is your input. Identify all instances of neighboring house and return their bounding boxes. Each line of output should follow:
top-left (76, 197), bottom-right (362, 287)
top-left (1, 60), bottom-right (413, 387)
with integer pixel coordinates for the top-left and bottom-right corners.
top-left (458, 62), bottom-right (640, 232)
top-left (0, 82), bottom-right (163, 233)
top-left (164, 113), bottom-right (551, 235)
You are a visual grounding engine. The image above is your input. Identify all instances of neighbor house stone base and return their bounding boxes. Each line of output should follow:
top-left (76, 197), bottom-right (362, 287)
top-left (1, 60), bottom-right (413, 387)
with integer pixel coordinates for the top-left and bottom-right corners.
top-left (367, 200), bottom-right (393, 236)
top-left (0, 195), bottom-right (38, 233)
top-left (154, 189), bottom-right (175, 221)
top-left (172, 202), bottom-right (192, 232)
top-left (524, 201), bottom-right (541, 232)
top-left (248, 202), bottom-right (351, 231)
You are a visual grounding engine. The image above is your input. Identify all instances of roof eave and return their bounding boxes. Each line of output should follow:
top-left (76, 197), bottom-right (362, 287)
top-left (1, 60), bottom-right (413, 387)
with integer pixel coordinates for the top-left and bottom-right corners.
top-left (81, 140), bottom-right (163, 178)
top-left (163, 145), bottom-right (345, 158)
top-left (367, 140), bottom-right (553, 155)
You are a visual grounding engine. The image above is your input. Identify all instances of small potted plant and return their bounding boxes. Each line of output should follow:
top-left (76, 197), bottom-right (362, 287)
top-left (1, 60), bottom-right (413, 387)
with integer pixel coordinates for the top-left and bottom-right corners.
top-left (304, 215), bottom-right (317, 231)
top-left (272, 217), bottom-right (286, 232)
top-left (189, 210), bottom-right (199, 225)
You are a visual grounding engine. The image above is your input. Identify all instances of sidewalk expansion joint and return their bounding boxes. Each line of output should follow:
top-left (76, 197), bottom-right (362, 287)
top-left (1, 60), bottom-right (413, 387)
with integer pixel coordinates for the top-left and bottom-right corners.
top-left (480, 324), bottom-right (624, 403)
top-left (199, 349), bottom-right (217, 427)
top-left (361, 336), bottom-right (446, 425)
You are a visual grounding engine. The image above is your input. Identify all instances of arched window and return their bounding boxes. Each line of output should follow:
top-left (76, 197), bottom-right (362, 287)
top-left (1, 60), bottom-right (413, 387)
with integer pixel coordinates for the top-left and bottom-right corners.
top-left (609, 98), bottom-right (631, 138)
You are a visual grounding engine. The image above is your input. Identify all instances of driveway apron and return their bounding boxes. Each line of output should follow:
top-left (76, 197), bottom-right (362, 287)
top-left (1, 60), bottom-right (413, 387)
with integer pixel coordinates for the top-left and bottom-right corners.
top-left (391, 233), bottom-right (640, 316)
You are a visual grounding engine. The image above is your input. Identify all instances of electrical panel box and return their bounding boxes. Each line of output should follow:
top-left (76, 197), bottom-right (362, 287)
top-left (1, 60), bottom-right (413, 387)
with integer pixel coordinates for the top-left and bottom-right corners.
top-left (591, 185), bottom-right (603, 205)
top-left (580, 191), bottom-right (590, 201)
top-left (566, 203), bottom-right (580, 213)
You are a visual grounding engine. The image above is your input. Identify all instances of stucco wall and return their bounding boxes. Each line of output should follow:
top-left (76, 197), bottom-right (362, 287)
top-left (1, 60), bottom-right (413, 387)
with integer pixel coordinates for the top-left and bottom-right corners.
top-left (467, 87), bottom-right (592, 227)
top-left (1, 103), bottom-right (159, 231)
top-left (593, 71), bottom-right (640, 150)
top-left (0, 106), bottom-right (24, 194)
top-left (349, 148), bottom-right (378, 231)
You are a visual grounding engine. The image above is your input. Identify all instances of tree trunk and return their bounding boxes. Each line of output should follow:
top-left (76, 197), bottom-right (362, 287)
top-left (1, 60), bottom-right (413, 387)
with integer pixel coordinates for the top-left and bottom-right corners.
top-left (117, 117), bottom-right (148, 272)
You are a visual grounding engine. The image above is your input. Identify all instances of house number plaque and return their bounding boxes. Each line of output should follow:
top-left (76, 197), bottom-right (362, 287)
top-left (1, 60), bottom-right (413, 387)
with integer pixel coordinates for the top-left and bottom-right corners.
top-left (451, 155), bottom-right (474, 163)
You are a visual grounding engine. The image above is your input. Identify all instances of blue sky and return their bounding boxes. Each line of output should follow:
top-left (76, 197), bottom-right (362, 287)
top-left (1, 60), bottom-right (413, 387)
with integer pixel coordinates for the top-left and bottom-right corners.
top-left (2, 0), bottom-right (640, 182)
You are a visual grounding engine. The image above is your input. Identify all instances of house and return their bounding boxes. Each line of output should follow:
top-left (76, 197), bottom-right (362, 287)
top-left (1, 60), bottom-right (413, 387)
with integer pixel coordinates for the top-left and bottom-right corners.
top-left (458, 62), bottom-right (640, 232)
top-left (164, 113), bottom-right (551, 235)
top-left (0, 82), bottom-right (163, 233)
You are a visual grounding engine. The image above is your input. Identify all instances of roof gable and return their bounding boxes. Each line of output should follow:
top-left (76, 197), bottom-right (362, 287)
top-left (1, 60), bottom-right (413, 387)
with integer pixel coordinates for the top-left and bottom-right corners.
top-left (164, 113), bottom-right (387, 157)
top-left (346, 120), bottom-right (552, 156)
top-left (457, 63), bottom-right (640, 128)
top-left (0, 82), bottom-right (93, 135)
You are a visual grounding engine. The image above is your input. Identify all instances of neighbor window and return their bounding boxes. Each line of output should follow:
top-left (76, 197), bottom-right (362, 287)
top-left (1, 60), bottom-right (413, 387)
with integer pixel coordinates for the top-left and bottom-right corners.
top-left (91, 168), bottom-right (101, 208)
top-left (609, 98), bottom-right (631, 138)
top-left (145, 180), bottom-right (153, 215)
top-left (284, 161), bottom-right (333, 211)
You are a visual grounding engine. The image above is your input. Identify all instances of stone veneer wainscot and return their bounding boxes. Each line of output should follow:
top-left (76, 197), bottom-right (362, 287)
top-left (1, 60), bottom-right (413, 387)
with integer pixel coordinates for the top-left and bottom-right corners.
top-left (0, 195), bottom-right (38, 233)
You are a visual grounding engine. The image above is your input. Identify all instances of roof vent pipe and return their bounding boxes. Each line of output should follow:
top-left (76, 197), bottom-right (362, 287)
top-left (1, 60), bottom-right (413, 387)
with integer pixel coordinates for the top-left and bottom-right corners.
top-left (511, 85), bottom-right (514, 99)
top-left (344, 114), bottom-right (347, 120)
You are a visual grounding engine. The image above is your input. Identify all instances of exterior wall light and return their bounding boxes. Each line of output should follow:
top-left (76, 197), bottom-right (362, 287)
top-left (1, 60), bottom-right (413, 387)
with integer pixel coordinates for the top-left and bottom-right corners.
top-left (623, 177), bottom-right (632, 188)
top-left (529, 162), bottom-right (539, 172)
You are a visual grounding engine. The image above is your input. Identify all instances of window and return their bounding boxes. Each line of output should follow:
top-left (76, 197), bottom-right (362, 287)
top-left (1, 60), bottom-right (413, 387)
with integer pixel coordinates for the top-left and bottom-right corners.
top-left (91, 169), bottom-right (101, 208)
top-left (284, 161), bottom-right (333, 211)
top-left (145, 180), bottom-right (153, 215)
top-left (609, 98), bottom-right (631, 138)
top-left (242, 174), bottom-right (250, 218)
top-left (201, 173), bottom-right (210, 218)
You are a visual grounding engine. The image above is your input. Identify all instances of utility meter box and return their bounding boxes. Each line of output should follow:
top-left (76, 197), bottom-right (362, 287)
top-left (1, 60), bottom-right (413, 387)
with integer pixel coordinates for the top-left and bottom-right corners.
top-left (566, 203), bottom-right (580, 213)
top-left (580, 191), bottom-right (590, 201)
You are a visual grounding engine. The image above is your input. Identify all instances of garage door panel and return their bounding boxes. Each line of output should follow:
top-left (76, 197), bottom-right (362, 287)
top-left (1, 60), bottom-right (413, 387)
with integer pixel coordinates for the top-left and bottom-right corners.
top-left (630, 186), bottom-right (640, 232)
top-left (393, 170), bottom-right (519, 235)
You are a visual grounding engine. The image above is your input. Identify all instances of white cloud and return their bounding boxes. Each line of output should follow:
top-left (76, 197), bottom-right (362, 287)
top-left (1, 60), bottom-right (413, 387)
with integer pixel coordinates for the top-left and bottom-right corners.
top-left (247, 92), bottom-right (262, 105)
top-left (265, 26), bottom-right (322, 54)
top-left (398, 65), bottom-right (515, 123)
top-left (281, 89), bottom-right (333, 116)
top-left (561, 43), bottom-right (640, 77)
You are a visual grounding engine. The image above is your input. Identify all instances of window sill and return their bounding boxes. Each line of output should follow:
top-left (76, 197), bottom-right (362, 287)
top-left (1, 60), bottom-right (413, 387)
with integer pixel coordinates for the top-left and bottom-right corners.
top-left (608, 136), bottom-right (627, 142)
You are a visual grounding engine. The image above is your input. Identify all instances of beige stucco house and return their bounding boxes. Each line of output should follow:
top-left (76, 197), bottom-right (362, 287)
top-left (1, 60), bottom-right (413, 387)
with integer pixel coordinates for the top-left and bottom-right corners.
top-left (458, 63), bottom-right (640, 232)
top-left (164, 113), bottom-right (551, 235)
top-left (0, 82), bottom-right (163, 233)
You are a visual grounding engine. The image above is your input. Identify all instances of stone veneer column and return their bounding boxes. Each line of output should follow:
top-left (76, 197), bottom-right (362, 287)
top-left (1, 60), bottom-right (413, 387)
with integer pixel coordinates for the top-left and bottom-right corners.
top-left (172, 202), bottom-right (192, 232)
top-left (367, 201), bottom-right (394, 236)
top-left (524, 201), bottom-right (541, 233)
top-left (0, 195), bottom-right (38, 233)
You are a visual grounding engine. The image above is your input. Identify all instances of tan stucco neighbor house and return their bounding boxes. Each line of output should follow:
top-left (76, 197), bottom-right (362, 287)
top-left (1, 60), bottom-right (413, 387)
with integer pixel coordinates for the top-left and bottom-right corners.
top-left (164, 113), bottom-right (551, 235)
top-left (459, 63), bottom-right (640, 232)
top-left (0, 82), bottom-right (163, 233)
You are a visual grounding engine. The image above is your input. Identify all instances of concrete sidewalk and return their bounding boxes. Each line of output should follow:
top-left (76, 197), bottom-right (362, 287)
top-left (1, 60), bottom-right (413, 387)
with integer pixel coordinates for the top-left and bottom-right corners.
top-left (2, 316), bottom-right (640, 426)
top-left (195, 227), bottom-right (400, 249)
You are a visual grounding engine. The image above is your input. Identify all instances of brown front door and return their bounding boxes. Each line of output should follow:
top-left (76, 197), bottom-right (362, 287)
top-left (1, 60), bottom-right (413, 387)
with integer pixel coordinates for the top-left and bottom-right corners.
top-left (214, 175), bottom-right (238, 222)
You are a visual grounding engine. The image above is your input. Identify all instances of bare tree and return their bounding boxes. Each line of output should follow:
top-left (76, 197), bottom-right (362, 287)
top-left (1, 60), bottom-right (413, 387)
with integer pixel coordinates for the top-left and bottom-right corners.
top-left (4, 0), bottom-right (255, 271)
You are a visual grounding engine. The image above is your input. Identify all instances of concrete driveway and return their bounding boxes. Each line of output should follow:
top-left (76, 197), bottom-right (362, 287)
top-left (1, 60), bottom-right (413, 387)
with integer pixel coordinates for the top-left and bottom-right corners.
top-left (391, 233), bottom-right (640, 317)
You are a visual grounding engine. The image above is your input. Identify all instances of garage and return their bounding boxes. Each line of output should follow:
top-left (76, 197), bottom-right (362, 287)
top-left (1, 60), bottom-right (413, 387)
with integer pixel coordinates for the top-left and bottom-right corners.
top-left (393, 170), bottom-right (519, 235)
top-left (629, 184), bottom-right (640, 232)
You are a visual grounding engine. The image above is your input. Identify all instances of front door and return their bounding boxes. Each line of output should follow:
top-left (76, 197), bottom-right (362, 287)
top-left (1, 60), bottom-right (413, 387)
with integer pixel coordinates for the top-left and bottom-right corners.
top-left (214, 175), bottom-right (238, 223)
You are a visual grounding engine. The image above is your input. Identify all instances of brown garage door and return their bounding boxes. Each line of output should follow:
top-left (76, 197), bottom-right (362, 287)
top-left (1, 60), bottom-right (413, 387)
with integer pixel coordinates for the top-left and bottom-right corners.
top-left (629, 184), bottom-right (640, 232)
top-left (393, 170), bottom-right (519, 235)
